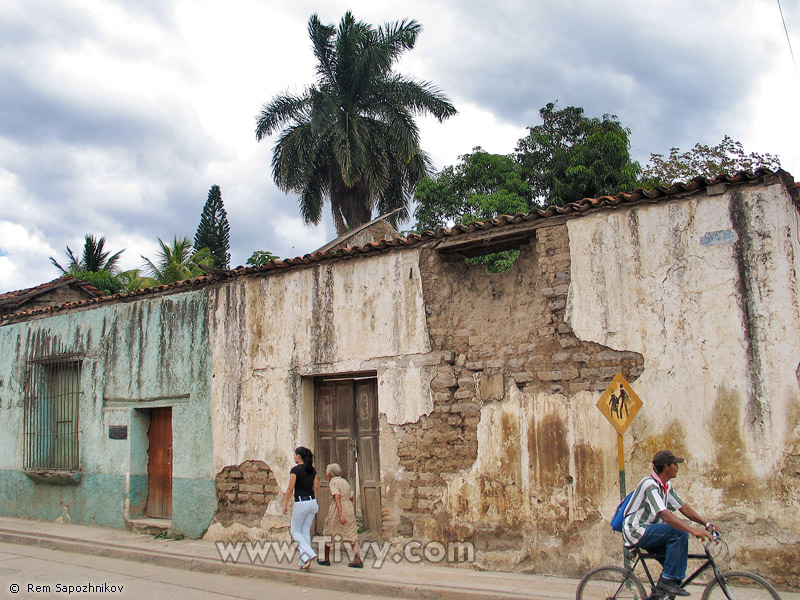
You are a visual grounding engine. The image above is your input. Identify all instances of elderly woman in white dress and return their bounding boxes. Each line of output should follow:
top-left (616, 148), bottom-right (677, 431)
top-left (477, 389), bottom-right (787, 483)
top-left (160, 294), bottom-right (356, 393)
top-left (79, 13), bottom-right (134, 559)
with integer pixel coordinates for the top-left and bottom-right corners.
top-left (316, 463), bottom-right (362, 568)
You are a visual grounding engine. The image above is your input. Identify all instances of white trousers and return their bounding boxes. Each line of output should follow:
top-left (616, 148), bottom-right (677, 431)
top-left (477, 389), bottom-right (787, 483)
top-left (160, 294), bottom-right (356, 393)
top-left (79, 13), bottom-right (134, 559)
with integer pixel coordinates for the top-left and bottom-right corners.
top-left (290, 498), bottom-right (319, 565)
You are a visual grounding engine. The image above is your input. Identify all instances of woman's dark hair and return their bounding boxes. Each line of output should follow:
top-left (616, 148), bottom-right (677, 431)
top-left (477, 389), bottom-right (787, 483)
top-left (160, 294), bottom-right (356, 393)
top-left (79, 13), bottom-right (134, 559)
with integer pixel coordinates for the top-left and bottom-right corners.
top-left (295, 446), bottom-right (315, 474)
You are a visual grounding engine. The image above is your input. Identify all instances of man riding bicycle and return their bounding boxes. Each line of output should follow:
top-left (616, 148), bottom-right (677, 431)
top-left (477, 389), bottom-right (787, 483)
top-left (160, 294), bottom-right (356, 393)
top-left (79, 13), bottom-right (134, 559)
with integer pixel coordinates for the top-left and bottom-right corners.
top-left (622, 450), bottom-right (718, 597)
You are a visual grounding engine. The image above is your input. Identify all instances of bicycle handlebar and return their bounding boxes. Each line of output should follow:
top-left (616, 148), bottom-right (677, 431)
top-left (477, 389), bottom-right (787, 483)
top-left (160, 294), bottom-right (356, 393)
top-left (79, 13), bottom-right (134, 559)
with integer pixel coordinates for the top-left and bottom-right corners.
top-left (703, 530), bottom-right (721, 553)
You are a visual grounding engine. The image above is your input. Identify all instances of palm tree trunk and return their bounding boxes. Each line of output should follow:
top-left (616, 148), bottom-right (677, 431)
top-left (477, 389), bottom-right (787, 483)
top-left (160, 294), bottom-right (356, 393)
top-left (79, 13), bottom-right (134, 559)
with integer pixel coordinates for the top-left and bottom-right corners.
top-left (331, 178), bottom-right (372, 234)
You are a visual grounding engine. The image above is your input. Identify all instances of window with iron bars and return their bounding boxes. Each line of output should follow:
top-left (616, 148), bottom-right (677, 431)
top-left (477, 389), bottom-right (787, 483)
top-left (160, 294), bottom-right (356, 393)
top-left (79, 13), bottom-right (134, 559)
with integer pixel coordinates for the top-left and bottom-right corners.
top-left (24, 354), bottom-right (82, 471)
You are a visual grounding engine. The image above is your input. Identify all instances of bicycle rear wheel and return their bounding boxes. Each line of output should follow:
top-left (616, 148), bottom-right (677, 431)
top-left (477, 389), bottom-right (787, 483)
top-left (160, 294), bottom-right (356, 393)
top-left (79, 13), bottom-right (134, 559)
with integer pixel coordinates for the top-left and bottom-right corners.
top-left (577, 566), bottom-right (648, 600)
top-left (701, 570), bottom-right (780, 600)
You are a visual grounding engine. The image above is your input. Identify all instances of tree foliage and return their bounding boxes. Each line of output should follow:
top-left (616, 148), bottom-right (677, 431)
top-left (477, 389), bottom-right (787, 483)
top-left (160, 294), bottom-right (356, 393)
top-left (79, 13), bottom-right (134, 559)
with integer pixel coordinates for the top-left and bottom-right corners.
top-left (50, 234), bottom-right (124, 274)
top-left (413, 102), bottom-right (642, 236)
top-left (194, 185), bottom-right (231, 268)
top-left (412, 103), bottom-right (641, 272)
top-left (246, 250), bottom-right (280, 267)
top-left (515, 102), bottom-right (641, 206)
top-left (116, 269), bottom-right (158, 292)
top-left (67, 269), bottom-right (124, 295)
top-left (413, 148), bottom-right (532, 272)
top-left (142, 237), bottom-right (213, 285)
top-left (641, 135), bottom-right (781, 187)
top-left (413, 148), bottom-right (531, 232)
top-left (256, 11), bottom-right (456, 235)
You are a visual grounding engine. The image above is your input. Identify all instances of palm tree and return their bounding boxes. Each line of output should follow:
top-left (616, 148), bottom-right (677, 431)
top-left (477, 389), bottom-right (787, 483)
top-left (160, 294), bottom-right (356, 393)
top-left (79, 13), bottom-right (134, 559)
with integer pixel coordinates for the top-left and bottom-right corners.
top-left (50, 234), bottom-right (124, 274)
top-left (116, 269), bottom-right (158, 292)
top-left (142, 236), bottom-right (213, 285)
top-left (256, 12), bottom-right (456, 235)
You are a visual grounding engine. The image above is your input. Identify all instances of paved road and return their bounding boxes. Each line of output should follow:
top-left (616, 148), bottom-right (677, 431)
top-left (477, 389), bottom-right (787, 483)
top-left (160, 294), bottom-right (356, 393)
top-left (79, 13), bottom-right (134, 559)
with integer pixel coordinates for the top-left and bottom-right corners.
top-left (0, 542), bottom-right (398, 600)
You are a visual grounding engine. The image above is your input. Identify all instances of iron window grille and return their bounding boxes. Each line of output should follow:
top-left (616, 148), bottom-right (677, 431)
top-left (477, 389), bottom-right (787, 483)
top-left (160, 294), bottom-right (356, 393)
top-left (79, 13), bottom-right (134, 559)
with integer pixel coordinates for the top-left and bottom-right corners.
top-left (24, 352), bottom-right (83, 471)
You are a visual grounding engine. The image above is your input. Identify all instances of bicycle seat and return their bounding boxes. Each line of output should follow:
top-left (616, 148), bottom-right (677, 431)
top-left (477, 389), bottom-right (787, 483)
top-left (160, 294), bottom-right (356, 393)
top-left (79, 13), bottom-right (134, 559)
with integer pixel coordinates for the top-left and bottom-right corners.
top-left (626, 547), bottom-right (665, 561)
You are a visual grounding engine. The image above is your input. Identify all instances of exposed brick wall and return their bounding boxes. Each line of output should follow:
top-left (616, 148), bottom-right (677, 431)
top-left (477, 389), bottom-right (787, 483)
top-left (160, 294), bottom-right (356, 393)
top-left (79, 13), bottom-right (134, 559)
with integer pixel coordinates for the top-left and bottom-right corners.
top-left (394, 224), bottom-right (643, 541)
top-left (214, 460), bottom-right (280, 527)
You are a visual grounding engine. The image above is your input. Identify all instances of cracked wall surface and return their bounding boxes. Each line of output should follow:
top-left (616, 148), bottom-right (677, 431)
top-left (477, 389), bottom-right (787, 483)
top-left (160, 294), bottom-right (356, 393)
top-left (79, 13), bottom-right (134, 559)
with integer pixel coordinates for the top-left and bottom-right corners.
top-left (0, 292), bottom-right (216, 538)
top-left (566, 182), bottom-right (800, 586)
top-left (395, 224), bottom-right (646, 576)
top-left (4, 180), bottom-right (797, 581)
top-left (206, 184), bottom-right (800, 584)
top-left (207, 250), bottom-right (440, 540)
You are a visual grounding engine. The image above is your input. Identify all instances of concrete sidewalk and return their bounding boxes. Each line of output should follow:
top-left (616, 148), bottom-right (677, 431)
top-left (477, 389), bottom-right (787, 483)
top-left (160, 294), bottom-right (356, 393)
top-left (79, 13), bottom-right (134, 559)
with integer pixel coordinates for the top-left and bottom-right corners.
top-left (2, 517), bottom-right (796, 600)
top-left (0, 516), bottom-right (576, 600)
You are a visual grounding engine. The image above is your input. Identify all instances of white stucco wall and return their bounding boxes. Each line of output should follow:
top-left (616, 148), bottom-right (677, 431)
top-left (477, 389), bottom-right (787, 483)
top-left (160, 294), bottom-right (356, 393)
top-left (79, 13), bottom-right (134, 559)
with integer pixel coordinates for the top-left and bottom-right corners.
top-left (209, 250), bottom-right (435, 482)
top-left (566, 182), bottom-right (800, 482)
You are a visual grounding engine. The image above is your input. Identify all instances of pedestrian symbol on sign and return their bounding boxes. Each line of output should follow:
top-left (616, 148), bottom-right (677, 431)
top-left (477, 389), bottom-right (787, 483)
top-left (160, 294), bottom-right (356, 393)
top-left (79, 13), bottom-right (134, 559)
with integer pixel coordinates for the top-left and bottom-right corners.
top-left (597, 373), bottom-right (642, 435)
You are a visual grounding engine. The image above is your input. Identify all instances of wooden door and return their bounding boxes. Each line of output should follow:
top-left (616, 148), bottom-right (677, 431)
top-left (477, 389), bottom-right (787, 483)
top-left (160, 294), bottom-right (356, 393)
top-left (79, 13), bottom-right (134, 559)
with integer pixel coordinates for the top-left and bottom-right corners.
top-left (315, 381), bottom-right (354, 532)
top-left (355, 380), bottom-right (381, 535)
top-left (147, 407), bottom-right (172, 519)
top-left (314, 378), bottom-right (381, 536)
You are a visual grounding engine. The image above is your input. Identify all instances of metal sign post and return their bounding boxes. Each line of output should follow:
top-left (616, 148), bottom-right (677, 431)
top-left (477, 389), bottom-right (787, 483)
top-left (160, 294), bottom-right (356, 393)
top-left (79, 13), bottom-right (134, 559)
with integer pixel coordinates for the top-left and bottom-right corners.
top-left (597, 373), bottom-right (642, 576)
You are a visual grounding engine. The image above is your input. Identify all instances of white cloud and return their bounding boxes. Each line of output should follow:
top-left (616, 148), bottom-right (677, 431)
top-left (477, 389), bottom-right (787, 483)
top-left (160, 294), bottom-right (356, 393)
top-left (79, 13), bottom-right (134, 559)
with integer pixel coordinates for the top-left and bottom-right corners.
top-left (0, 221), bottom-right (59, 292)
top-left (1, 0), bottom-right (798, 295)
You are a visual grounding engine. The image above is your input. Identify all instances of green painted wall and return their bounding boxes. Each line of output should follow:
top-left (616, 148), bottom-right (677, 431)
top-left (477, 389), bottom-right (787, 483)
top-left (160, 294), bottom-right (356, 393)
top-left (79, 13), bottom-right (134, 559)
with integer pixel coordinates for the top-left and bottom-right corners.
top-left (0, 290), bottom-right (216, 537)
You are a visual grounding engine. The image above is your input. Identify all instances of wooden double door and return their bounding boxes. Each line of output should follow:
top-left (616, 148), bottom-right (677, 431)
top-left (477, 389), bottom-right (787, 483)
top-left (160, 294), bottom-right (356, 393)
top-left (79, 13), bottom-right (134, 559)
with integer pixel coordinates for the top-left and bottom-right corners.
top-left (314, 378), bottom-right (381, 537)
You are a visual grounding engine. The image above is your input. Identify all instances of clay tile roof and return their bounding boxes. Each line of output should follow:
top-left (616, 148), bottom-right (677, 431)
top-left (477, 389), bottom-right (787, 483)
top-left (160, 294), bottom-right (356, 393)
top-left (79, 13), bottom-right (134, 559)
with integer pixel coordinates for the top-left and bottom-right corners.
top-left (0, 168), bottom-right (794, 324)
top-left (0, 275), bottom-right (104, 312)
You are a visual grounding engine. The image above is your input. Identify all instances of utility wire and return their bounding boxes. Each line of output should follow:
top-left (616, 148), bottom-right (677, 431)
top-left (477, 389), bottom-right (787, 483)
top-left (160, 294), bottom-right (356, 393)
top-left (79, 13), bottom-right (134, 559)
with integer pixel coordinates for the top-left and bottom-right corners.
top-left (776, 0), bottom-right (800, 85)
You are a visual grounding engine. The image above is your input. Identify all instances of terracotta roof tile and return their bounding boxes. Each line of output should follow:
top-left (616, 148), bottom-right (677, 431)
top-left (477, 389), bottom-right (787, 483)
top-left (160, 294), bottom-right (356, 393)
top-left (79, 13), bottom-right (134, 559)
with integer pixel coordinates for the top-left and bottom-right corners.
top-left (0, 275), bottom-right (104, 311)
top-left (1, 168), bottom-right (793, 324)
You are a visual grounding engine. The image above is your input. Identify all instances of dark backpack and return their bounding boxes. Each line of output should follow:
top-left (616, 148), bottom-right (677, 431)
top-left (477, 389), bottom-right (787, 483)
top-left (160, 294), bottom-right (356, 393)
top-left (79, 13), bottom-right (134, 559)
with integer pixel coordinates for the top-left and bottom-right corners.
top-left (610, 491), bottom-right (634, 532)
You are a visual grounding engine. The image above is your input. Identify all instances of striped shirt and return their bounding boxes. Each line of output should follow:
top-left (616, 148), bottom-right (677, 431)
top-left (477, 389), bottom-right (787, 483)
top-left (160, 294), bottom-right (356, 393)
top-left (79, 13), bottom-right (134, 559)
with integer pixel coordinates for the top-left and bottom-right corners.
top-left (622, 474), bottom-right (683, 546)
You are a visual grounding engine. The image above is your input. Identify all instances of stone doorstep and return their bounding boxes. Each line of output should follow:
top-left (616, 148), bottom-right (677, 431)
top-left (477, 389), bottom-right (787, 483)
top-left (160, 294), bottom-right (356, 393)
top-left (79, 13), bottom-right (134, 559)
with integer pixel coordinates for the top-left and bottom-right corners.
top-left (126, 517), bottom-right (172, 536)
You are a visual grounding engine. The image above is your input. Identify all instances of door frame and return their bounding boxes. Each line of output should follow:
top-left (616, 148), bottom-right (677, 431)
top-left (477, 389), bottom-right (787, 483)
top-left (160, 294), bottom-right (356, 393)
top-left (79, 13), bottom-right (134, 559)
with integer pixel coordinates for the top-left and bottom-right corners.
top-left (313, 374), bottom-right (381, 537)
top-left (146, 406), bottom-right (173, 519)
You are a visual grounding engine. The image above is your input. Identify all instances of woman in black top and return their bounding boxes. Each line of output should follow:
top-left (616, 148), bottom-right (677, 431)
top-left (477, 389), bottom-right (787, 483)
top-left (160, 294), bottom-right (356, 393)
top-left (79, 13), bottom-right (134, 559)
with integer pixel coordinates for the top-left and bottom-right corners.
top-left (282, 446), bottom-right (319, 569)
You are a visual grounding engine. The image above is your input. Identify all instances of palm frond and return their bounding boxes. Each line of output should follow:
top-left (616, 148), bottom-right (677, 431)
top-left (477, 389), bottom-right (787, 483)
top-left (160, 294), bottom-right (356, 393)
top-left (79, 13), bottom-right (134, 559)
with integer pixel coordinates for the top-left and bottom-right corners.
top-left (256, 92), bottom-right (313, 140)
top-left (255, 11), bottom-right (455, 233)
top-left (308, 14), bottom-right (336, 84)
top-left (49, 256), bottom-right (68, 274)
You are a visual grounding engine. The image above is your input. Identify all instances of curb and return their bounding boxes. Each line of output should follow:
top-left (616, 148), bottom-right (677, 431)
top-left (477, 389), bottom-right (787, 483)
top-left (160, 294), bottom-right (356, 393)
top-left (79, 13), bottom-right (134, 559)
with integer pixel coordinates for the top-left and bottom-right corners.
top-left (0, 529), bottom-right (536, 600)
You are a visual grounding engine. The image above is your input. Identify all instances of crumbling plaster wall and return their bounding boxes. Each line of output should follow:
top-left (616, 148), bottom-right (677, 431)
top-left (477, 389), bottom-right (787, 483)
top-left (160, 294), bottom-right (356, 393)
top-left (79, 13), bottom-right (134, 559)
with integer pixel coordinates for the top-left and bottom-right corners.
top-left (566, 182), bottom-right (800, 584)
top-left (0, 292), bottom-right (216, 538)
top-left (205, 181), bottom-right (799, 584)
top-left (208, 250), bottom-right (440, 533)
top-left (397, 224), bottom-right (645, 576)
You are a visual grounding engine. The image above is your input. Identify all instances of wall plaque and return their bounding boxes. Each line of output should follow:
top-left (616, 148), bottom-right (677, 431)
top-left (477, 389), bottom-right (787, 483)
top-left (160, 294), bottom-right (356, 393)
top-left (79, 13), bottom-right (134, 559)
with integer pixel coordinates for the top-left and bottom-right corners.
top-left (108, 425), bottom-right (128, 440)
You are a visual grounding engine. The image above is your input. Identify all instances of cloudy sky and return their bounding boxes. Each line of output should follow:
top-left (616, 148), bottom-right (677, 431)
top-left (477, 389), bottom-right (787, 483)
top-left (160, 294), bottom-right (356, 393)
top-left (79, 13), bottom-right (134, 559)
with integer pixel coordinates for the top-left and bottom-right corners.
top-left (1, 0), bottom-right (798, 293)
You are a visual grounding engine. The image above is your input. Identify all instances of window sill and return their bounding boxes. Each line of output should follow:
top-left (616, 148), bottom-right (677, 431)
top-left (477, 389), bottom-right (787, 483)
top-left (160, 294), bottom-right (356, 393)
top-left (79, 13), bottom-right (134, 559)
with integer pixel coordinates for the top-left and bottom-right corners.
top-left (23, 471), bottom-right (82, 486)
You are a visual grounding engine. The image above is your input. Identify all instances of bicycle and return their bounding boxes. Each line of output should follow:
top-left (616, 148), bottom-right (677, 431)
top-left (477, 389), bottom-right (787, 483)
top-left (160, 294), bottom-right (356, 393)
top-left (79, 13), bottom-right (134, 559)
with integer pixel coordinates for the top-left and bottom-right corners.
top-left (576, 533), bottom-right (781, 600)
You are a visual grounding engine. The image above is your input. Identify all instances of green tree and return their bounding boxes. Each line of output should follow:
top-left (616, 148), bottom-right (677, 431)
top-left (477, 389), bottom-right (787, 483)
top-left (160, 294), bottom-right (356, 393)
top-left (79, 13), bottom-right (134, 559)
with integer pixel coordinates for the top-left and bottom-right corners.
top-left (413, 148), bottom-right (531, 232)
top-left (66, 270), bottom-right (123, 295)
top-left (256, 12), bottom-right (456, 235)
top-left (641, 135), bottom-right (781, 187)
top-left (413, 148), bottom-right (532, 272)
top-left (515, 102), bottom-right (641, 206)
top-left (246, 250), bottom-right (280, 267)
top-left (50, 234), bottom-right (124, 274)
top-left (194, 185), bottom-right (231, 268)
top-left (116, 269), bottom-right (158, 292)
top-left (142, 236), bottom-right (213, 285)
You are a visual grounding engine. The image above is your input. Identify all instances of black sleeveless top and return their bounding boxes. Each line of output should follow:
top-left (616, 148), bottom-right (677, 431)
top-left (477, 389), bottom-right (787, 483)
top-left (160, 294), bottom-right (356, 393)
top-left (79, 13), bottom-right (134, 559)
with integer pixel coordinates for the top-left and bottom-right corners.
top-left (291, 464), bottom-right (316, 498)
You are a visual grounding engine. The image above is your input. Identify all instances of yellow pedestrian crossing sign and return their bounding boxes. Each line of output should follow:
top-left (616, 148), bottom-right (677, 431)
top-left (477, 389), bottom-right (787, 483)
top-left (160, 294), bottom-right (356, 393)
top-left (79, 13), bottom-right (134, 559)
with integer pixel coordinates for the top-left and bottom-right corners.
top-left (597, 373), bottom-right (642, 435)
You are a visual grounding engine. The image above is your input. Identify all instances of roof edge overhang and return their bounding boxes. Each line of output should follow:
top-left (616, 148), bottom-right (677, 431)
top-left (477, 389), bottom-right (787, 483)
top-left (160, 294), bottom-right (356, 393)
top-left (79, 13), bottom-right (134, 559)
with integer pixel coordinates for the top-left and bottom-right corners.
top-left (1, 168), bottom-right (794, 325)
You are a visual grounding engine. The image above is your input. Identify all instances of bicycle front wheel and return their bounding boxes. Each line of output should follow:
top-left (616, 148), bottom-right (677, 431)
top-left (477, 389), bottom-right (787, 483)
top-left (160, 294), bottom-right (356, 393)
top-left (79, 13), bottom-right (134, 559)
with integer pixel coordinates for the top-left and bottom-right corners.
top-left (577, 566), bottom-right (648, 600)
top-left (702, 570), bottom-right (781, 600)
